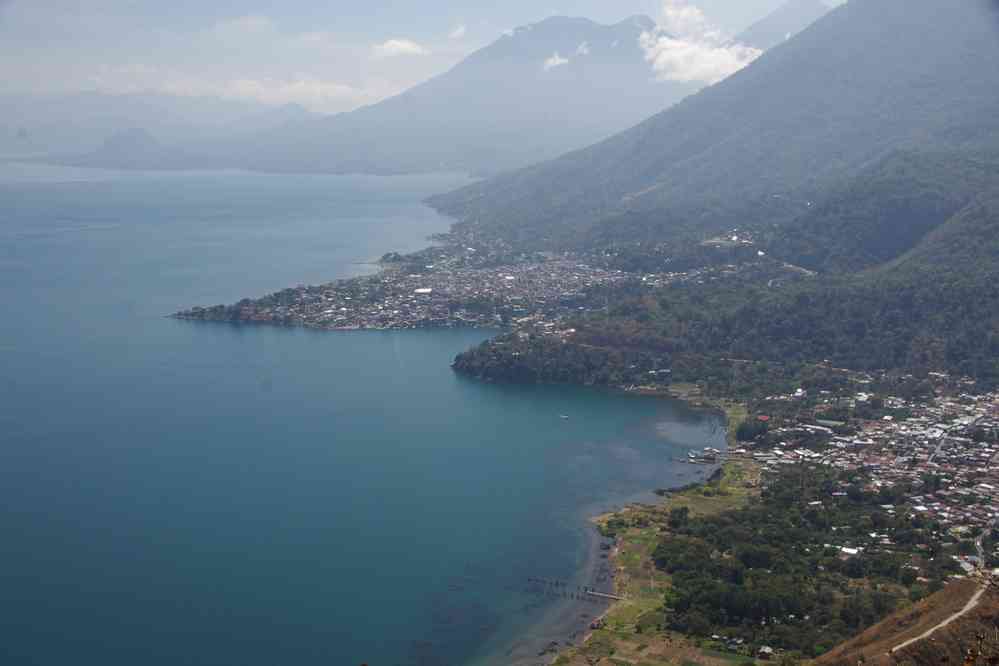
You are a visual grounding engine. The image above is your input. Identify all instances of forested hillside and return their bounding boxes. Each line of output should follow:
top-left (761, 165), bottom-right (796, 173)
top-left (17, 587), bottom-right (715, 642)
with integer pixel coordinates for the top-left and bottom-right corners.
top-left (765, 150), bottom-right (999, 273)
top-left (430, 0), bottom-right (999, 251)
top-left (454, 191), bottom-right (999, 389)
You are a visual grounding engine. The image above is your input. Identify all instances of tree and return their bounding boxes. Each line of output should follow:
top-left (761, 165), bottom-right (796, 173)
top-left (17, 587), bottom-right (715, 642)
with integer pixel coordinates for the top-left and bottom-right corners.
top-left (669, 506), bottom-right (691, 529)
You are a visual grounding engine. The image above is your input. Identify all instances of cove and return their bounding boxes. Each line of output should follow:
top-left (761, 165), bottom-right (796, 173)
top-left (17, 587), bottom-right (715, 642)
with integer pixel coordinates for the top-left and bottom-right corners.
top-left (0, 163), bottom-right (724, 665)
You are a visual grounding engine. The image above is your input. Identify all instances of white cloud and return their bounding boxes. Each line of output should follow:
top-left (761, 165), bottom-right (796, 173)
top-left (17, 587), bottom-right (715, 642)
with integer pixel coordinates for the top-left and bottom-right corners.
top-left (657, 0), bottom-right (718, 41)
top-left (641, 0), bottom-right (762, 85)
top-left (86, 64), bottom-right (380, 114)
top-left (575, 41), bottom-right (590, 56)
top-left (372, 38), bottom-right (430, 58)
top-left (449, 24), bottom-right (467, 40)
top-left (0, 6), bottom-right (457, 114)
top-left (543, 52), bottom-right (569, 71)
top-left (217, 77), bottom-right (374, 110)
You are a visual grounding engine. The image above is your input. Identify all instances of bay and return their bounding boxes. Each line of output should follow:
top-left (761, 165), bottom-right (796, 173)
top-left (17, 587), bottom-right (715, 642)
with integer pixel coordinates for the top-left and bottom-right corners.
top-left (0, 163), bottom-right (724, 666)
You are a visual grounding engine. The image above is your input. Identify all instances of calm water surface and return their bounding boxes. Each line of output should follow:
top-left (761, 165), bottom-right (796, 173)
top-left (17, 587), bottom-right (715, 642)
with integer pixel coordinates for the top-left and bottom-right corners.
top-left (0, 163), bottom-right (723, 666)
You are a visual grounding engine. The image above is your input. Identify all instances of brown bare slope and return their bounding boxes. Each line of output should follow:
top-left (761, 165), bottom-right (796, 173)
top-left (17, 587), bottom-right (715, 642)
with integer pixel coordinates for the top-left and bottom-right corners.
top-left (814, 580), bottom-right (998, 666)
top-left (891, 585), bottom-right (999, 666)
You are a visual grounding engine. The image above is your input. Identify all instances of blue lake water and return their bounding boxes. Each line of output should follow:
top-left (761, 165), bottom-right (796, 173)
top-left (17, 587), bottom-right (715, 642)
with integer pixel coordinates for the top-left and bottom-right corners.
top-left (0, 163), bottom-right (724, 666)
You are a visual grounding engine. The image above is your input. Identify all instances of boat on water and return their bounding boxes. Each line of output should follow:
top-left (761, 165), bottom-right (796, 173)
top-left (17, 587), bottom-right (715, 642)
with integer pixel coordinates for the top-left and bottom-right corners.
top-left (559, 415), bottom-right (570, 420)
top-left (687, 447), bottom-right (721, 463)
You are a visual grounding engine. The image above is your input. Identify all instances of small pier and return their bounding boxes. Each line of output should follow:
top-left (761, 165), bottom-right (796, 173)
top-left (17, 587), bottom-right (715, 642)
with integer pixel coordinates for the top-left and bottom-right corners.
top-left (585, 590), bottom-right (625, 601)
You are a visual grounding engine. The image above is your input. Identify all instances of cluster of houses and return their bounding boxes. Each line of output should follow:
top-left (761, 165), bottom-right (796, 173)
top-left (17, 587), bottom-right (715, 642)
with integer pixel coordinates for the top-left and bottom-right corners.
top-left (735, 387), bottom-right (999, 575)
top-left (177, 228), bottom-right (830, 334)
top-left (176, 257), bottom-right (638, 330)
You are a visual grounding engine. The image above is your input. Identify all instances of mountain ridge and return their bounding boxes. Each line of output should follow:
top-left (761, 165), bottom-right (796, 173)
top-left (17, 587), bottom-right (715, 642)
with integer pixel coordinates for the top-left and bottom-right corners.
top-left (428, 0), bottom-right (999, 250)
top-left (209, 14), bottom-right (687, 177)
top-left (49, 4), bottom-right (829, 176)
top-left (736, 0), bottom-right (831, 50)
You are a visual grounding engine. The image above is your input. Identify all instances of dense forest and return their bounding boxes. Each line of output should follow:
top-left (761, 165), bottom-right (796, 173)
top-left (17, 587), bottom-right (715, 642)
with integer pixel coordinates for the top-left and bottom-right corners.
top-left (764, 150), bottom-right (999, 273)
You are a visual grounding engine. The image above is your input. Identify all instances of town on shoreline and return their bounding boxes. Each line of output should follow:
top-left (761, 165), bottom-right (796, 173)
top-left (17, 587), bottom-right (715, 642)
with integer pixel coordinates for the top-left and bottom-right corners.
top-left (545, 373), bottom-right (999, 665)
top-left (173, 235), bottom-right (999, 664)
top-left (171, 231), bottom-right (802, 336)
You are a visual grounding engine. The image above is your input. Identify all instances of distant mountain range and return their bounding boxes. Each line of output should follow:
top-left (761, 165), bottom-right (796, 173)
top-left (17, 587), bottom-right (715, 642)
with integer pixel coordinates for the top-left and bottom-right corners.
top-left (429, 0), bottom-right (999, 250)
top-left (214, 15), bottom-right (687, 176)
top-left (42, 1), bottom-right (829, 176)
top-left (0, 92), bottom-right (314, 160)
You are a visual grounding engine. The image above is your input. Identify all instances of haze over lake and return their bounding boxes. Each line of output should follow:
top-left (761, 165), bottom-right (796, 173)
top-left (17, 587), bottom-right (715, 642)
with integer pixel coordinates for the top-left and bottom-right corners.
top-left (0, 164), bottom-right (723, 665)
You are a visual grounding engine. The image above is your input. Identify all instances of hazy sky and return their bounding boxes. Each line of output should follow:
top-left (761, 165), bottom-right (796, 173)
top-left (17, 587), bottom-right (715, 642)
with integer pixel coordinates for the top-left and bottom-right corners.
top-left (0, 0), bottom-right (793, 113)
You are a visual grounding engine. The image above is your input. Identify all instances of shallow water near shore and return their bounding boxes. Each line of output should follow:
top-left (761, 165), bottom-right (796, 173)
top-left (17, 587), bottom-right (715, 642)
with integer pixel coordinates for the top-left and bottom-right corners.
top-left (0, 163), bottom-right (724, 666)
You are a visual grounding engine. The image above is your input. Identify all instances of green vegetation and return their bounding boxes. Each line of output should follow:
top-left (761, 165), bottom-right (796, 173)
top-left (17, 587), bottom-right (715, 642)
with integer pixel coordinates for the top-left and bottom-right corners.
top-left (555, 461), bottom-right (969, 666)
top-left (985, 528), bottom-right (999, 569)
top-left (652, 466), bottom-right (958, 659)
top-left (554, 463), bottom-right (763, 666)
top-left (452, 333), bottom-right (663, 385)
top-left (455, 189), bottom-right (999, 393)
top-left (765, 150), bottom-right (999, 274)
top-left (438, 4), bottom-right (999, 665)
top-left (443, 3), bottom-right (999, 397)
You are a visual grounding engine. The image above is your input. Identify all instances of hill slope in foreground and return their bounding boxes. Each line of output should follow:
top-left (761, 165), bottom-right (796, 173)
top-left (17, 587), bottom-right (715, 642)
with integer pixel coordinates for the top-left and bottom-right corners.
top-left (815, 581), bottom-right (999, 665)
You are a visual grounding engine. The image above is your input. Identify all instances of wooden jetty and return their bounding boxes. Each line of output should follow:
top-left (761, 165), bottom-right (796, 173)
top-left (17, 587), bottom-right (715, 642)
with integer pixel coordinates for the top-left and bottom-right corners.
top-left (585, 590), bottom-right (625, 602)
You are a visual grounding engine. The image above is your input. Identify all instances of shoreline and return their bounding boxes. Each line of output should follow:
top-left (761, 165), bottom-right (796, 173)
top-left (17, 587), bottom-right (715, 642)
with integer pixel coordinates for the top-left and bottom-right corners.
top-left (539, 458), bottom-right (753, 666)
top-left (459, 386), bottom-right (738, 666)
top-left (538, 467), bottom-right (725, 666)
top-left (482, 458), bottom-right (728, 666)
top-left (526, 397), bottom-right (740, 666)
top-left (485, 517), bottom-right (614, 666)
top-left (459, 392), bottom-right (731, 666)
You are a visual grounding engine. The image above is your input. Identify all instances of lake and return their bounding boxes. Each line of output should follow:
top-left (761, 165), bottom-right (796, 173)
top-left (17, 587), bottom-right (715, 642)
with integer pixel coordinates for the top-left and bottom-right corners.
top-left (0, 163), bottom-right (724, 666)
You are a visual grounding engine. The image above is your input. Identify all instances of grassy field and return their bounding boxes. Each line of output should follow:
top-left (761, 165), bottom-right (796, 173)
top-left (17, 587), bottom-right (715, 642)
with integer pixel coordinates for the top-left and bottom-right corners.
top-left (663, 457), bottom-right (758, 519)
top-left (553, 460), bottom-right (762, 666)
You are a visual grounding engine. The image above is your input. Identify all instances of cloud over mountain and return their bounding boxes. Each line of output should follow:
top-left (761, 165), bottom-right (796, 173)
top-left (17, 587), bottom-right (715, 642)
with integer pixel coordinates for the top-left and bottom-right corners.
top-left (543, 52), bottom-right (569, 70)
top-left (641, 0), bottom-right (761, 84)
top-left (372, 38), bottom-right (430, 58)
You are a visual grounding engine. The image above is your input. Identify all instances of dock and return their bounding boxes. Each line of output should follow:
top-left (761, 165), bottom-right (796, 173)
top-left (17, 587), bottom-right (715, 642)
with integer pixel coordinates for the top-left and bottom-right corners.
top-left (585, 590), bottom-right (625, 601)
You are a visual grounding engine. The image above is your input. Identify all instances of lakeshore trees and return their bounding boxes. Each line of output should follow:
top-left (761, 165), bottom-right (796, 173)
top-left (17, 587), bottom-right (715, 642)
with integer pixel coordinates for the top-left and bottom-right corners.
top-left (649, 467), bottom-right (958, 658)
